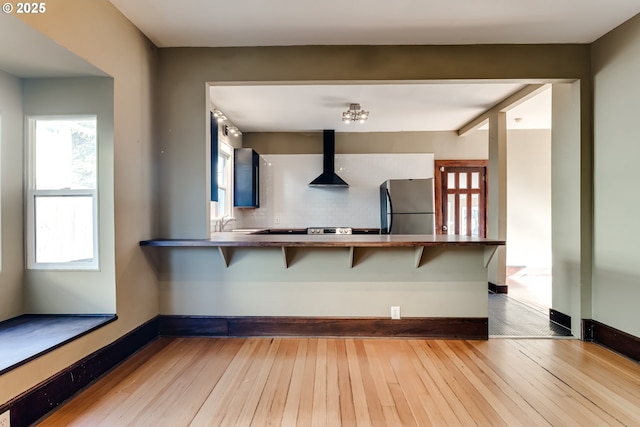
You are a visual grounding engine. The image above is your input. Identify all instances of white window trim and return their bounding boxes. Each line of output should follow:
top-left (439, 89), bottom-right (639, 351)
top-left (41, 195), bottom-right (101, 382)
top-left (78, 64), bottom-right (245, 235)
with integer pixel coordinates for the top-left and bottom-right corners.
top-left (25, 115), bottom-right (100, 271)
top-left (216, 141), bottom-right (233, 219)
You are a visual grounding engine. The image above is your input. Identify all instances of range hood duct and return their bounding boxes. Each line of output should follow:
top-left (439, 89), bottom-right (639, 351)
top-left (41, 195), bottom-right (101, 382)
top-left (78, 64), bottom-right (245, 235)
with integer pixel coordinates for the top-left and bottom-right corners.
top-left (308, 130), bottom-right (349, 188)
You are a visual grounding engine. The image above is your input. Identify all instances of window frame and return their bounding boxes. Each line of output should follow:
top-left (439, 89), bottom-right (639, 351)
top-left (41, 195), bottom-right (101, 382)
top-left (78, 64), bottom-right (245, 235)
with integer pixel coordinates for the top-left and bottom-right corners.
top-left (216, 141), bottom-right (233, 219)
top-left (25, 115), bottom-right (100, 271)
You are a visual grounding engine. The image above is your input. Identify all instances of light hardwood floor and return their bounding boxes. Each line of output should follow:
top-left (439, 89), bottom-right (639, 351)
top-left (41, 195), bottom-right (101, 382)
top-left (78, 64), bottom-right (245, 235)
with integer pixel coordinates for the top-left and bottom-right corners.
top-left (38, 337), bottom-right (640, 426)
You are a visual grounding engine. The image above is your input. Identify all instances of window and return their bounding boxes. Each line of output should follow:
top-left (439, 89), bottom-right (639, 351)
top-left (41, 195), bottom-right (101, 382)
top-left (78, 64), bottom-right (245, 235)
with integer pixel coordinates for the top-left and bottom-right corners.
top-left (216, 142), bottom-right (232, 218)
top-left (26, 116), bottom-right (98, 270)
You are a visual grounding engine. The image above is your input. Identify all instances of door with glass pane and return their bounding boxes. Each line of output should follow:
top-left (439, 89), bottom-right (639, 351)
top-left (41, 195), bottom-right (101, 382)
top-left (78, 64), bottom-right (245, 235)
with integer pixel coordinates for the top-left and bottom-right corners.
top-left (434, 161), bottom-right (487, 237)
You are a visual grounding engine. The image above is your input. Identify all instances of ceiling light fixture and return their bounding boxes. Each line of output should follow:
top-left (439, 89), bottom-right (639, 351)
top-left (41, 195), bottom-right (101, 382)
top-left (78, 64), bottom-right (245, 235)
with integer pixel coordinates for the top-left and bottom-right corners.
top-left (213, 109), bottom-right (227, 123)
top-left (225, 125), bottom-right (242, 137)
top-left (342, 103), bottom-right (369, 124)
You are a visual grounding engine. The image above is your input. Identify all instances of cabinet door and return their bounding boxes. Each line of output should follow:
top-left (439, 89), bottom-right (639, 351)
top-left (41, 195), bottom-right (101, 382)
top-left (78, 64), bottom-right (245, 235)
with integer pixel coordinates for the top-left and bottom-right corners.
top-left (233, 148), bottom-right (259, 208)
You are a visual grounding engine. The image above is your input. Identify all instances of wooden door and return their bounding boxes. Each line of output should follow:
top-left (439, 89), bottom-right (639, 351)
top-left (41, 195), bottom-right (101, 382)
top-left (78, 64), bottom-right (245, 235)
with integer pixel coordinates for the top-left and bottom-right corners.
top-left (434, 160), bottom-right (487, 237)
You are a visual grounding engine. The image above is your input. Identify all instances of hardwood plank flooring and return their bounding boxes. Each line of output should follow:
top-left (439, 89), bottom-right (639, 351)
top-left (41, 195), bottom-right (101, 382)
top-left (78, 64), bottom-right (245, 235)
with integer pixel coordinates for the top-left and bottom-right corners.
top-left (37, 337), bottom-right (640, 427)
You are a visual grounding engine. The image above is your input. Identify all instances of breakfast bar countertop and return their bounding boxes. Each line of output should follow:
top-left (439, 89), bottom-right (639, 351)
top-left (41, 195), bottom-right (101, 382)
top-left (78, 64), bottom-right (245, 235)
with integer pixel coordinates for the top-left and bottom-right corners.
top-left (140, 232), bottom-right (505, 248)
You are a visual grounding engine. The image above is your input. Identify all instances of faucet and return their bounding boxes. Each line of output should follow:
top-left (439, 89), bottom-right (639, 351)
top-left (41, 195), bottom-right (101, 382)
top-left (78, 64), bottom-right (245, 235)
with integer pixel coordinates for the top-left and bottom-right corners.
top-left (219, 216), bottom-right (236, 232)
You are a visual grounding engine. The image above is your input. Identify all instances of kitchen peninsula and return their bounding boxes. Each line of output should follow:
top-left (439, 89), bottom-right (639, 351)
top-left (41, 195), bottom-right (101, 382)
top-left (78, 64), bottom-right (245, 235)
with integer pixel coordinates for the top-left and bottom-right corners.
top-left (141, 233), bottom-right (504, 339)
top-left (141, 232), bottom-right (503, 268)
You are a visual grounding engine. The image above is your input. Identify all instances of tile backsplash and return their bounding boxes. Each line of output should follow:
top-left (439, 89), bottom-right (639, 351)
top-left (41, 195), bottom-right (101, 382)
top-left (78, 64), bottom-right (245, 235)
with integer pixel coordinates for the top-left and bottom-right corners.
top-left (235, 153), bottom-right (434, 229)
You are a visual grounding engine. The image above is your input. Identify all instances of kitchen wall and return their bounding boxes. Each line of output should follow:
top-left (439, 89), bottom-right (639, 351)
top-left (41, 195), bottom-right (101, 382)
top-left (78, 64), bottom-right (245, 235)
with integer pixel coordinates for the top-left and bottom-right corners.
top-left (238, 129), bottom-right (485, 229)
top-left (0, 70), bottom-right (24, 322)
top-left (243, 129), bottom-right (553, 270)
top-left (237, 152), bottom-right (434, 229)
top-left (592, 13), bottom-right (640, 338)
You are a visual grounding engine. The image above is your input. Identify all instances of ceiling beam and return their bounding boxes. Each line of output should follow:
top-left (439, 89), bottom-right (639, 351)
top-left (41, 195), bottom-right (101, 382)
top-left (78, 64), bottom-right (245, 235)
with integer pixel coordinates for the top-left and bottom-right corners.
top-left (457, 84), bottom-right (547, 136)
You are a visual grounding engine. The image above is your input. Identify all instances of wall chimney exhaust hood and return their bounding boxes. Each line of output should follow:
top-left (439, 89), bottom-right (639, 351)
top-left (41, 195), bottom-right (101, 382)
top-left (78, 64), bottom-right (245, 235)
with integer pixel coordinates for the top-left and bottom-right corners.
top-left (309, 130), bottom-right (349, 188)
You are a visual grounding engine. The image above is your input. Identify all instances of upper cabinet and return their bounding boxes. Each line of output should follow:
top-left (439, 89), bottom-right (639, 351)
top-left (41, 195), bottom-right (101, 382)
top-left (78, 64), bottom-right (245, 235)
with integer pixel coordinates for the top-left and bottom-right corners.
top-left (234, 148), bottom-right (260, 208)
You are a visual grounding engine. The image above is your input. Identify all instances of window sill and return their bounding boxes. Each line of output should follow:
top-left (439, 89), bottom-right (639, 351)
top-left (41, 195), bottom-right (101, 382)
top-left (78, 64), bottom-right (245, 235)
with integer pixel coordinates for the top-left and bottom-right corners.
top-left (0, 314), bottom-right (117, 376)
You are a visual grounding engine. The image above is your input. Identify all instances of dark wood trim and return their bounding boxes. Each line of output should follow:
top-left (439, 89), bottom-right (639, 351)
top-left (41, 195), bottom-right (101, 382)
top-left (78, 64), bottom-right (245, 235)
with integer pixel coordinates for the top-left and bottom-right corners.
top-left (582, 319), bottom-right (640, 362)
top-left (549, 309), bottom-right (571, 330)
top-left (488, 282), bottom-right (508, 294)
top-left (434, 160), bottom-right (489, 168)
top-left (0, 317), bottom-right (159, 427)
top-left (159, 315), bottom-right (488, 340)
top-left (434, 160), bottom-right (488, 236)
top-left (582, 319), bottom-right (594, 341)
top-left (159, 315), bottom-right (228, 336)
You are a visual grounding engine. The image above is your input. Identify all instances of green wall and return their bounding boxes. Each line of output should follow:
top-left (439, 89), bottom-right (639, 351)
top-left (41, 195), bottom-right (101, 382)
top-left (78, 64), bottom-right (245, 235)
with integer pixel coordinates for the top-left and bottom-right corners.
top-left (592, 14), bottom-right (640, 337)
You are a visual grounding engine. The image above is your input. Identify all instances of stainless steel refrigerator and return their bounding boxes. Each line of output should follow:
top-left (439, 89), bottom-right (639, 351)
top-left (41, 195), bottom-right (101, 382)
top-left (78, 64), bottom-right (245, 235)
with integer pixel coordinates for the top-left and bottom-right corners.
top-left (380, 178), bottom-right (435, 234)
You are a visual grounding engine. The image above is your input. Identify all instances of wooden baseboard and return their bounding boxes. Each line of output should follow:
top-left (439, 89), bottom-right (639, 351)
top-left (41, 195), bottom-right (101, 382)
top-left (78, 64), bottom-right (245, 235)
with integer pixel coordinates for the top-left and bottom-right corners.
top-left (159, 315), bottom-right (488, 340)
top-left (488, 282), bottom-right (508, 294)
top-left (0, 317), bottom-right (158, 427)
top-left (549, 309), bottom-right (571, 330)
top-left (582, 319), bottom-right (640, 362)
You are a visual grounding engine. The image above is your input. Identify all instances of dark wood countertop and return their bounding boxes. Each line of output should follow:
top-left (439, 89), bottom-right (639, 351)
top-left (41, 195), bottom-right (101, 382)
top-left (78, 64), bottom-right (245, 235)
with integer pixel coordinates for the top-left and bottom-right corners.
top-left (140, 233), bottom-right (505, 248)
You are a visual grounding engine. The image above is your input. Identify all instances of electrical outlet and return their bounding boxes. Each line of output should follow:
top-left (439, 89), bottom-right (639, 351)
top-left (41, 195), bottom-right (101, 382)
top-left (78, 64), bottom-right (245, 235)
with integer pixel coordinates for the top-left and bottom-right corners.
top-left (0, 409), bottom-right (10, 427)
top-left (391, 306), bottom-right (401, 320)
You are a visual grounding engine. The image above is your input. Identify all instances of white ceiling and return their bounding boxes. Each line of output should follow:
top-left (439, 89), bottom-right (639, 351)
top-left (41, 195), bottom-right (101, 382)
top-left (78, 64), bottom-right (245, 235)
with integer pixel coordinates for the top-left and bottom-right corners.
top-left (110, 0), bottom-right (640, 47)
top-left (108, 0), bottom-right (637, 133)
top-left (209, 82), bottom-right (552, 133)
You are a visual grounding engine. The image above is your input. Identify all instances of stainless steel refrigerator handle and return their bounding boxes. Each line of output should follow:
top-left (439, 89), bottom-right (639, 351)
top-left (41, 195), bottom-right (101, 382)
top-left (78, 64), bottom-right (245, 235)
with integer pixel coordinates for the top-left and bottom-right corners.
top-left (386, 188), bottom-right (393, 233)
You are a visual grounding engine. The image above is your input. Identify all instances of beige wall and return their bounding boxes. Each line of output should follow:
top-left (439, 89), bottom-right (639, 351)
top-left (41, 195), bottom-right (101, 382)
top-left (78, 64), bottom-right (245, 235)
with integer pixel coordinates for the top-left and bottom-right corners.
top-left (244, 130), bottom-right (488, 158)
top-left (1, 1), bottom-right (158, 405)
top-left (592, 14), bottom-right (640, 337)
top-left (0, 70), bottom-right (24, 321)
